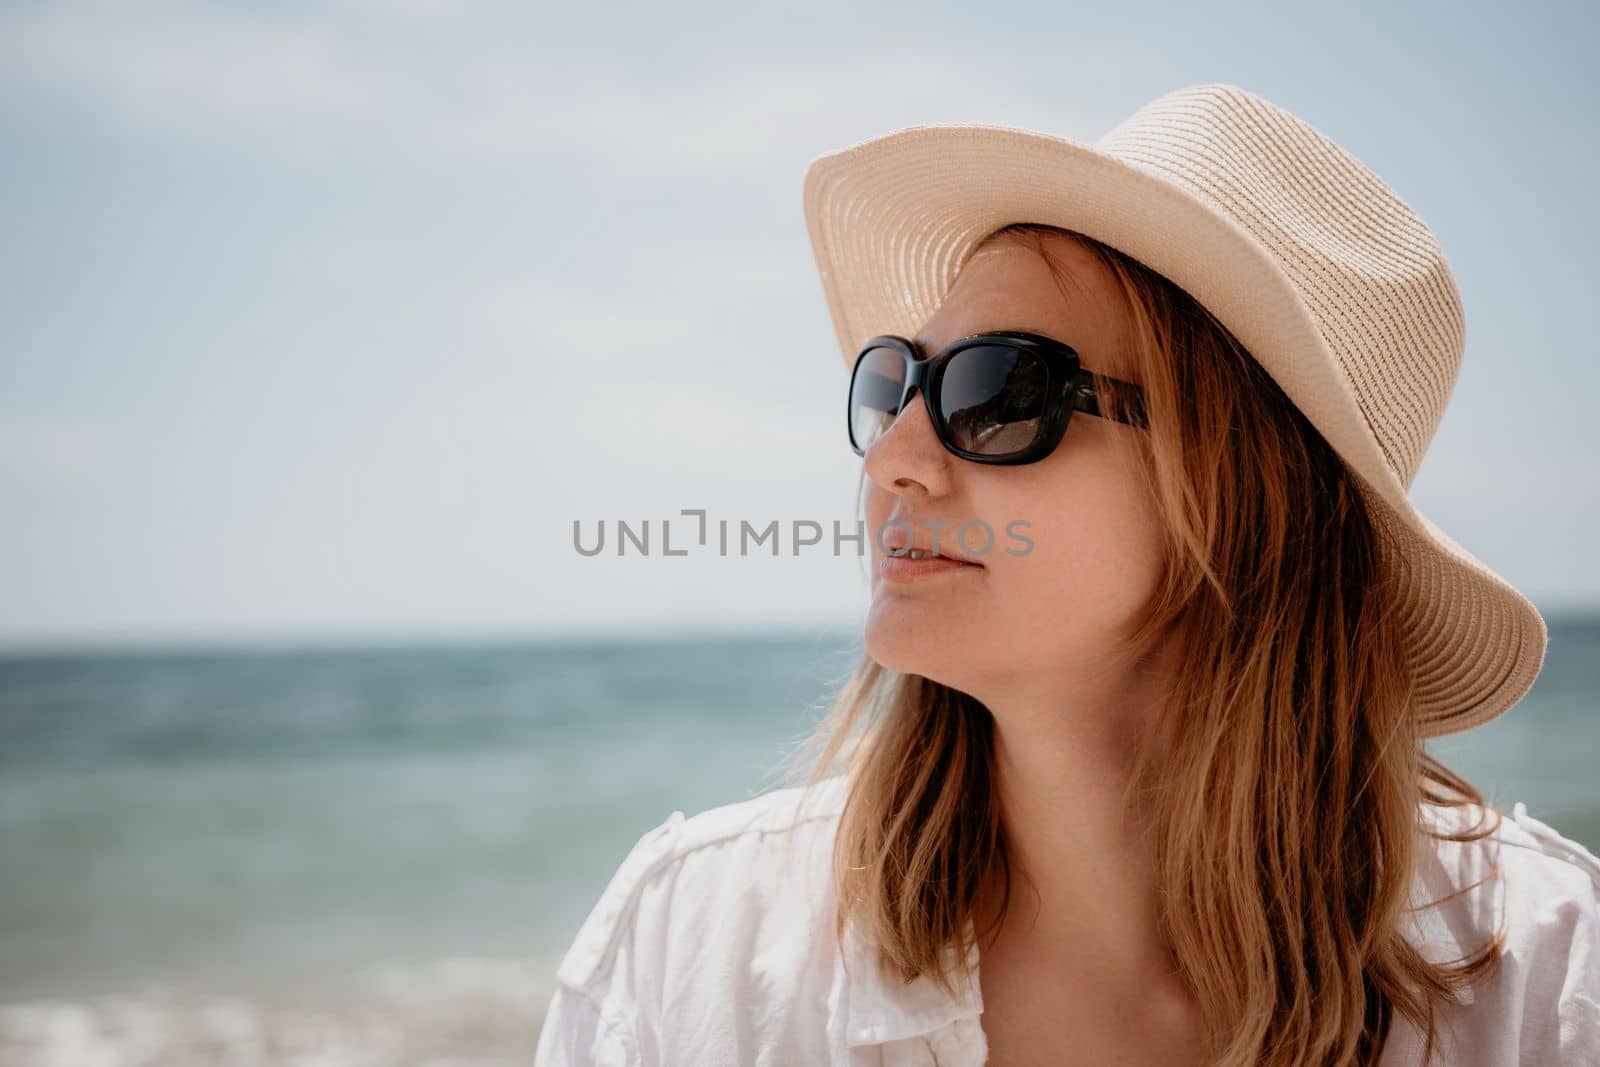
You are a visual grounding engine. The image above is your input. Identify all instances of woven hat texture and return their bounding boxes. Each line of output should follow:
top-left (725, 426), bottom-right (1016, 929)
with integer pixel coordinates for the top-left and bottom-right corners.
top-left (802, 82), bottom-right (1546, 737)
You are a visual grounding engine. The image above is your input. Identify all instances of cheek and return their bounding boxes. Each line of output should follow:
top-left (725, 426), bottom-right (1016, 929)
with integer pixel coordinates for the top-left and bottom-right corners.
top-left (856, 450), bottom-right (1167, 676)
top-left (985, 457), bottom-right (1167, 641)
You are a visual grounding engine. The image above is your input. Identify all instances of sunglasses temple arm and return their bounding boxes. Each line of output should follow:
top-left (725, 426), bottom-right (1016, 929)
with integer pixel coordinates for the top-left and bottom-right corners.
top-left (1073, 372), bottom-right (1149, 429)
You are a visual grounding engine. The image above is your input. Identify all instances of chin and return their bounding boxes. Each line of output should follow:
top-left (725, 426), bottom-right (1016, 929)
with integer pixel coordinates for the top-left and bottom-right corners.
top-left (862, 596), bottom-right (975, 685)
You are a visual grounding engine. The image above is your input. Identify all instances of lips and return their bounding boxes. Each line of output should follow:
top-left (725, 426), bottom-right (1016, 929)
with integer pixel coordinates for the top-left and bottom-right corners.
top-left (878, 522), bottom-right (985, 566)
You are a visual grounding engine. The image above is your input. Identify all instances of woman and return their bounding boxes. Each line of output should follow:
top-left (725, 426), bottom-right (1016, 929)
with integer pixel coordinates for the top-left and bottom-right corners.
top-left (535, 83), bottom-right (1599, 1066)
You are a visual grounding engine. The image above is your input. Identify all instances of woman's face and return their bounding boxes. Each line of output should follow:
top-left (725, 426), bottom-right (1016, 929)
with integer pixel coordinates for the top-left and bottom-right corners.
top-left (861, 234), bottom-right (1168, 694)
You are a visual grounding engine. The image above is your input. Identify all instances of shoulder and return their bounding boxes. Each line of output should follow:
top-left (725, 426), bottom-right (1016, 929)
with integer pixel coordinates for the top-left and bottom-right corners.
top-left (1415, 798), bottom-right (1600, 917)
top-left (1496, 802), bottom-right (1600, 899)
top-left (553, 774), bottom-right (851, 997)
top-left (1399, 799), bottom-right (1600, 1062)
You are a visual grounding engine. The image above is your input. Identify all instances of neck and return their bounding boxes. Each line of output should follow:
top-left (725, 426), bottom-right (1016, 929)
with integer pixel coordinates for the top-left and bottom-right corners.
top-left (970, 626), bottom-right (1185, 984)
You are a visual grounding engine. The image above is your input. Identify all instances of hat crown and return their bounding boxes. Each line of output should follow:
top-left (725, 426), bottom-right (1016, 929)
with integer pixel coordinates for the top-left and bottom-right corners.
top-left (1093, 83), bottom-right (1464, 489)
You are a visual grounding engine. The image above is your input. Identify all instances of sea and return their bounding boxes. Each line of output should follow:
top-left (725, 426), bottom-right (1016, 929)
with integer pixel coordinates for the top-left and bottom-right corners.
top-left (0, 620), bottom-right (1595, 1066)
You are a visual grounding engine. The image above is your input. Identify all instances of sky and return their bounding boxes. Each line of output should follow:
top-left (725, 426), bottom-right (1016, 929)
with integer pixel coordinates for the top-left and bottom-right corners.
top-left (0, 0), bottom-right (1595, 649)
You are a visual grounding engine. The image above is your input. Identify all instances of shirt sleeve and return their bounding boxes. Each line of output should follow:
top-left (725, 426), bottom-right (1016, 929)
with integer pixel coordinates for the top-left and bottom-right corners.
top-left (1552, 856), bottom-right (1600, 1060)
top-left (534, 810), bottom-right (689, 1067)
top-left (533, 981), bottom-right (639, 1067)
top-left (1566, 987), bottom-right (1600, 1065)
top-left (1509, 803), bottom-right (1600, 1062)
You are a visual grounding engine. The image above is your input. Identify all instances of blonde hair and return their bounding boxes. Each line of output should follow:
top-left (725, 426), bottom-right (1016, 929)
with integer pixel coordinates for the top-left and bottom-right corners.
top-left (780, 222), bottom-right (1505, 1066)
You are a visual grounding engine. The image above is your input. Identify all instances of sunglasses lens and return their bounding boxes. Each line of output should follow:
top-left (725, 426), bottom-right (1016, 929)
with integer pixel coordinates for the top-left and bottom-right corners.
top-left (848, 344), bottom-right (906, 452)
top-left (937, 344), bottom-right (1050, 455)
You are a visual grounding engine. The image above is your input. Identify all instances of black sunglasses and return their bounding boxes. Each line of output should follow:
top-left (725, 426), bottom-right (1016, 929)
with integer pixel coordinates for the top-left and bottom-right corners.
top-left (847, 330), bottom-right (1148, 465)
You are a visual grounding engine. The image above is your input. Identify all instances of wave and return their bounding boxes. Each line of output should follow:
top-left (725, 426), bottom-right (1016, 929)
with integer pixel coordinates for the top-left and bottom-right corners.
top-left (0, 955), bottom-right (560, 1067)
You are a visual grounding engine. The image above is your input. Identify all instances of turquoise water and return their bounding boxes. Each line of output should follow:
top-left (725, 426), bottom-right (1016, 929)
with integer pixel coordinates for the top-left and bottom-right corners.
top-left (0, 621), bottom-right (1594, 1064)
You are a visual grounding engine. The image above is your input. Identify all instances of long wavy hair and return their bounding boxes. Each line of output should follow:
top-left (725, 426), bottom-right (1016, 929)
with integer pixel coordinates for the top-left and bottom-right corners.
top-left (779, 222), bottom-right (1506, 1066)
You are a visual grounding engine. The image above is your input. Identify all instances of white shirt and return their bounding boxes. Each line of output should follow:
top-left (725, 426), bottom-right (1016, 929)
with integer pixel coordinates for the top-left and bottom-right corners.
top-left (533, 774), bottom-right (1600, 1066)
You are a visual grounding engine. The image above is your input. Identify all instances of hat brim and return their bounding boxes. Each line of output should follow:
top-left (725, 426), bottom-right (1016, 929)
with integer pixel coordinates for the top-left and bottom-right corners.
top-left (802, 123), bottom-right (1546, 737)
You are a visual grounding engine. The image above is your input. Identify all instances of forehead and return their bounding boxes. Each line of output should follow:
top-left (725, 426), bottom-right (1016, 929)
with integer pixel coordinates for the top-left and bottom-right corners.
top-left (909, 236), bottom-right (1138, 380)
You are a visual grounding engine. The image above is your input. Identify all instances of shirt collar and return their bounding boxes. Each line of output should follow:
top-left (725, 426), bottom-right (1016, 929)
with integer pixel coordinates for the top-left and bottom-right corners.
top-left (841, 911), bottom-right (986, 1046)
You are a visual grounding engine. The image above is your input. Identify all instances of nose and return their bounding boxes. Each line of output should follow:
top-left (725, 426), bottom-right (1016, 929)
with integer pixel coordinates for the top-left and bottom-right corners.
top-left (862, 385), bottom-right (954, 500)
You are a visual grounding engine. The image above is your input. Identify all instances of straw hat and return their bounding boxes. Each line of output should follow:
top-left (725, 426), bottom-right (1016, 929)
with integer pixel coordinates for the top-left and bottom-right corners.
top-left (801, 81), bottom-right (1546, 738)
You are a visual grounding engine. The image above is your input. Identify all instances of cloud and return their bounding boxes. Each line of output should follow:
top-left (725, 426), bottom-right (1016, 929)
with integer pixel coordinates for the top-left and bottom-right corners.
top-left (333, 0), bottom-right (470, 16)
top-left (407, 48), bottom-right (1088, 174)
top-left (570, 378), bottom-right (834, 480)
top-left (462, 272), bottom-right (698, 364)
top-left (0, 3), bottom-right (1110, 178)
top-left (1, 5), bottom-right (383, 132)
top-left (0, 413), bottom-right (116, 482)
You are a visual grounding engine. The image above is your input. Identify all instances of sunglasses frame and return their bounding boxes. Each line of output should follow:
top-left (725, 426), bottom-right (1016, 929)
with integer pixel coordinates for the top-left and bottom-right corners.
top-left (847, 329), bottom-right (1149, 465)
